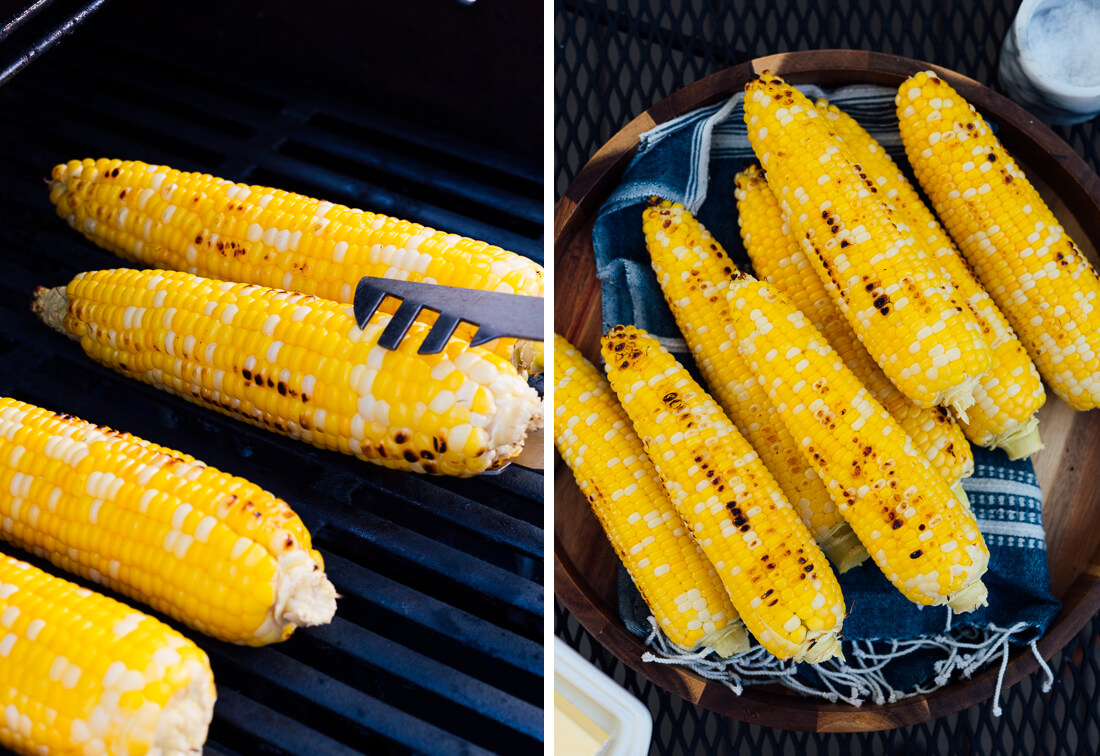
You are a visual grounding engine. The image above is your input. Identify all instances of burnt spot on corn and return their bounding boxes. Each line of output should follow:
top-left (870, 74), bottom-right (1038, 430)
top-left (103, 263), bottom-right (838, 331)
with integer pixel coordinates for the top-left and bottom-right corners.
top-left (910, 549), bottom-right (923, 559)
top-left (918, 523), bottom-right (926, 531)
top-left (891, 519), bottom-right (904, 530)
top-left (403, 450), bottom-right (418, 463)
top-left (394, 430), bottom-right (410, 444)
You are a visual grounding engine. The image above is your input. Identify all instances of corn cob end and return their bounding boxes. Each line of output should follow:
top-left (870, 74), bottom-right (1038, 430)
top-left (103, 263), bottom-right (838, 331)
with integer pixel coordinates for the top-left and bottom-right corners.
top-left (153, 669), bottom-right (218, 755)
top-left (801, 632), bottom-right (844, 665)
top-left (952, 482), bottom-right (972, 512)
top-left (817, 523), bottom-right (870, 574)
top-left (948, 575), bottom-right (989, 613)
top-left (31, 285), bottom-right (75, 340)
top-left (274, 552), bottom-right (338, 634)
top-left (703, 624), bottom-right (751, 658)
top-left (941, 378), bottom-right (979, 422)
top-left (996, 419), bottom-right (1044, 461)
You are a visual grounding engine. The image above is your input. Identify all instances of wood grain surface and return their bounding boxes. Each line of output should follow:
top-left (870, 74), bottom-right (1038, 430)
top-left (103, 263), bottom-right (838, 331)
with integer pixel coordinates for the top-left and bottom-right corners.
top-left (554, 50), bottom-right (1100, 733)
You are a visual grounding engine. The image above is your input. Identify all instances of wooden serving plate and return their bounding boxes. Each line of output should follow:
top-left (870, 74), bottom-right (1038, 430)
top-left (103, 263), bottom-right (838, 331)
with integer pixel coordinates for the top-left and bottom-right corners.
top-left (554, 49), bottom-right (1100, 732)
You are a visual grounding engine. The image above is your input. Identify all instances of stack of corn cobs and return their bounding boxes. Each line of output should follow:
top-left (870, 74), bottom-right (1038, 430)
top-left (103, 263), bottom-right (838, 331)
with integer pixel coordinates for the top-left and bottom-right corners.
top-left (0, 156), bottom-right (544, 753)
top-left (555, 71), bottom-right (1100, 665)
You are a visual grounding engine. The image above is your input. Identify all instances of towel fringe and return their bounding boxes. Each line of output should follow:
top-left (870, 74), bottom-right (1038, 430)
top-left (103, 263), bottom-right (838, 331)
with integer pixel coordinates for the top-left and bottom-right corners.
top-left (639, 615), bottom-right (1042, 711)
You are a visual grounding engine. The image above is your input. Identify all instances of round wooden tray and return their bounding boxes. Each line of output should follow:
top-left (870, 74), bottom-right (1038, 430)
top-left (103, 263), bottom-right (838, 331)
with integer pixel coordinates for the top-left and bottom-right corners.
top-left (554, 49), bottom-right (1100, 733)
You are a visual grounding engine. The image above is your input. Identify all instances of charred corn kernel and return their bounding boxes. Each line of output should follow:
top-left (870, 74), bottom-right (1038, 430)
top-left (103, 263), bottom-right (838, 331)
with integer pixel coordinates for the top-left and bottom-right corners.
top-left (897, 72), bottom-right (1100, 411)
top-left (643, 201), bottom-right (866, 571)
top-left (744, 73), bottom-right (991, 415)
top-left (0, 397), bottom-right (336, 645)
top-left (32, 269), bottom-right (542, 477)
top-left (0, 553), bottom-right (215, 755)
top-left (48, 158), bottom-right (544, 375)
top-left (817, 101), bottom-right (1046, 458)
top-left (727, 275), bottom-right (990, 612)
top-left (601, 325), bottom-right (846, 663)
top-left (553, 334), bottom-right (748, 656)
top-left (735, 165), bottom-right (974, 484)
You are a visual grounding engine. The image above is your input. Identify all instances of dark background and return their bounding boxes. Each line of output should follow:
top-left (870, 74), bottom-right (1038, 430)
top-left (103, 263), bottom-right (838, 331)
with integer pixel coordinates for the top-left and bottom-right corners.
top-left (555, 1), bottom-right (1100, 753)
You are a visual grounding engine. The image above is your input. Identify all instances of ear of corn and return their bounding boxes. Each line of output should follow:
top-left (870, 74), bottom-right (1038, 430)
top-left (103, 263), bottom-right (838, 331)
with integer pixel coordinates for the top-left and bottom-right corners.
top-left (743, 73), bottom-right (991, 415)
top-left (0, 552), bottom-right (215, 756)
top-left (734, 165), bottom-right (975, 485)
top-left (601, 325), bottom-right (846, 663)
top-left (0, 396), bottom-right (336, 646)
top-left (897, 71), bottom-right (1100, 411)
top-left (553, 334), bottom-right (748, 657)
top-left (817, 100), bottom-right (1045, 458)
top-left (643, 201), bottom-right (866, 572)
top-left (48, 158), bottom-right (544, 376)
top-left (32, 268), bottom-right (542, 478)
top-left (727, 275), bottom-right (990, 612)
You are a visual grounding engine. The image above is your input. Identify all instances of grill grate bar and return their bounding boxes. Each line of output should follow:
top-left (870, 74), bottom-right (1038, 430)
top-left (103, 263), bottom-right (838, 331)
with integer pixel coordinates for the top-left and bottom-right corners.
top-left (203, 643), bottom-right (498, 756)
top-left (321, 509), bottom-right (543, 618)
top-left (343, 471), bottom-right (543, 559)
top-left (298, 618), bottom-right (543, 744)
top-left (0, 0), bottom-right (109, 86)
top-left (12, 38), bottom-right (544, 260)
top-left (71, 32), bottom-right (541, 188)
top-left (209, 687), bottom-right (365, 756)
top-left (1, 0), bottom-right (55, 42)
top-left (323, 553), bottom-right (543, 679)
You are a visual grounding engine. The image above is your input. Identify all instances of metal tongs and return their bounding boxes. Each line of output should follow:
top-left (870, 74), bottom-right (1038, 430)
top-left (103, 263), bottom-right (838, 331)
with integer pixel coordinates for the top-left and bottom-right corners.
top-left (353, 276), bottom-right (544, 353)
top-left (353, 276), bottom-right (545, 471)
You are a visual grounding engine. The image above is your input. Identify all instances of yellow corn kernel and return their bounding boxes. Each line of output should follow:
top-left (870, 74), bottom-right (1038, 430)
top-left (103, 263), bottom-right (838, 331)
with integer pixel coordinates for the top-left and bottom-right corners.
top-left (48, 158), bottom-right (544, 375)
top-left (897, 71), bottom-right (1100, 410)
top-left (642, 201), bottom-right (865, 571)
top-left (744, 73), bottom-right (991, 414)
top-left (601, 325), bottom-right (846, 663)
top-left (734, 164), bottom-right (974, 483)
top-left (0, 396), bottom-right (336, 645)
top-left (727, 275), bottom-right (990, 612)
top-left (0, 553), bottom-right (215, 755)
top-left (817, 100), bottom-right (1045, 458)
top-left (33, 269), bottom-right (542, 477)
top-left (554, 334), bottom-right (748, 656)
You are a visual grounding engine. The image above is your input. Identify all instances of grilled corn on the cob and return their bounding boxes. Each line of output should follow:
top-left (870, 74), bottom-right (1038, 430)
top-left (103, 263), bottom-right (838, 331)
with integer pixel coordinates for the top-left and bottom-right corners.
top-left (554, 334), bottom-right (748, 656)
top-left (33, 268), bottom-right (542, 477)
top-left (743, 73), bottom-right (991, 415)
top-left (0, 552), bottom-right (215, 756)
top-left (897, 71), bottom-right (1100, 410)
top-left (48, 158), bottom-right (544, 375)
top-left (0, 396), bottom-right (336, 645)
top-left (601, 325), bottom-right (846, 663)
top-left (643, 200), bottom-right (866, 571)
top-left (818, 99), bottom-right (1045, 457)
top-left (727, 275), bottom-right (990, 612)
top-left (734, 165), bottom-right (975, 485)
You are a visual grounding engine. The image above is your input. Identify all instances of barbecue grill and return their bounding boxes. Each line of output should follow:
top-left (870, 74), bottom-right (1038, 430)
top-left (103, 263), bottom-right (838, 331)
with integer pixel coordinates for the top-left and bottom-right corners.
top-left (0, 1), bottom-right (544, 753)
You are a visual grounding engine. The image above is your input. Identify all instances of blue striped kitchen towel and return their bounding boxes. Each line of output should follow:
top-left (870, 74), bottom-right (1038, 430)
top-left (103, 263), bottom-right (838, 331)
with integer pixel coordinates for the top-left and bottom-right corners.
top-left (596, 83), bottom-right (1061, 708)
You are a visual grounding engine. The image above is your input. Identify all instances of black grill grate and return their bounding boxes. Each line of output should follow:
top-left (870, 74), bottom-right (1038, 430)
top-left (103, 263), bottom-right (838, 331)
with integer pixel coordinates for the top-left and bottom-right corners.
top-left (0, 6), bottom-right (543, 754)
top-left (556, 0), bottom-right (1100, 753)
